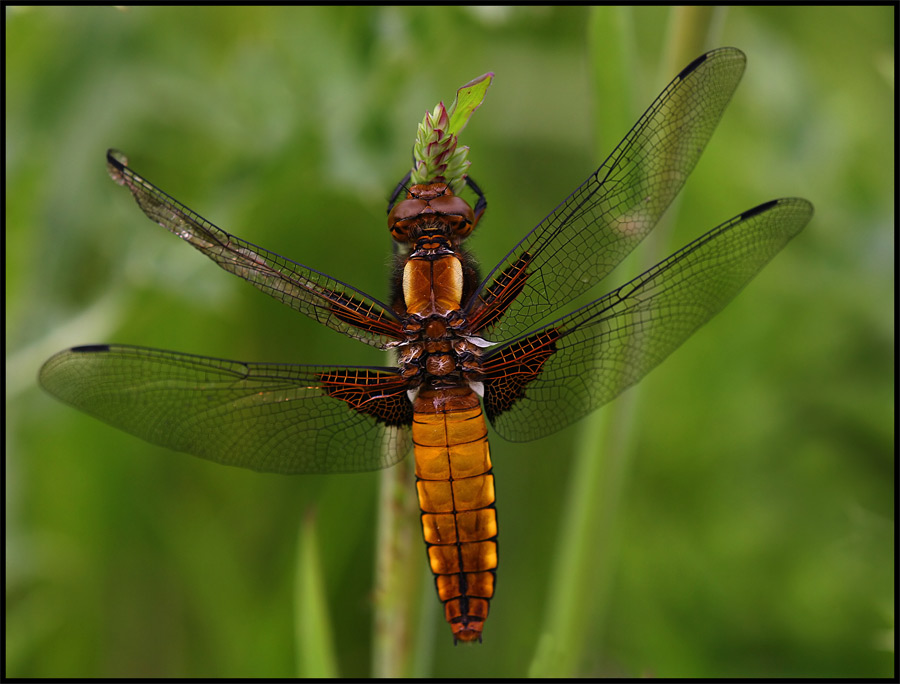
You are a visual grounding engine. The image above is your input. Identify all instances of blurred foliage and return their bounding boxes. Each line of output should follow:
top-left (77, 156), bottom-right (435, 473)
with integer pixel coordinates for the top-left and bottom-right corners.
top-left (7, 5), bottom-right (893, 678)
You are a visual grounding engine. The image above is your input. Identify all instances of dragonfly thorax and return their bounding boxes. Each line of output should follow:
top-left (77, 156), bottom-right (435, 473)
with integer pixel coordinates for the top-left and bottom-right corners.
top-left (396, 312), bottom-right (486, 383)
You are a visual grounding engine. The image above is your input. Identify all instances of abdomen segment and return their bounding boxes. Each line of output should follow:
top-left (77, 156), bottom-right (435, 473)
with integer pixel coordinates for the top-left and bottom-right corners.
top-left (413, 386), bottom-right (497, 642)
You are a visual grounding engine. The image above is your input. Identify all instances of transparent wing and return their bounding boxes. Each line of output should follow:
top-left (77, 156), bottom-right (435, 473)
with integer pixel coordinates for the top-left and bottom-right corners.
top-left (481, 198), bottom-right (813, 442)
top-left (468, 47), bottom-right (748, 343)
top-left (107, 150), bottom-right (404, 348)
top-left (39, 344), bottom-right (413, 473)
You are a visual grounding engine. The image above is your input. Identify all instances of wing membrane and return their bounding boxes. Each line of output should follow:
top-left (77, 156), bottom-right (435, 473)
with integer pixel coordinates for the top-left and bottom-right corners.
top-left (482, 198), bottom-right (813, 442)
top-left (107, 150), bottom-right (403, 348)
top-left (468, 47), bottom-right (747, 342)
top-left (39, 344), bottom-right (413, 473)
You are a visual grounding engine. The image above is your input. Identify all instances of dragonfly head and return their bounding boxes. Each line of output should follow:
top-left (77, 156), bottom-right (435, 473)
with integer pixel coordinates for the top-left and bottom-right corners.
top-left (388, 182), bottom-right (476, 246)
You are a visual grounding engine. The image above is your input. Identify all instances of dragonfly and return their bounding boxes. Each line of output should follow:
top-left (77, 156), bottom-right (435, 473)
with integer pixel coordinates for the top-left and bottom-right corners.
top-left (40, 47), bottom-right (812, 643)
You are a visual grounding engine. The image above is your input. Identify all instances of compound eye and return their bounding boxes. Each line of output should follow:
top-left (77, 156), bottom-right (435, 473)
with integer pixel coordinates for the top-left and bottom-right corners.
top-left (388, 199), bottom-right (427, 240)
top-left (430, 195), bottom-right (475, 237)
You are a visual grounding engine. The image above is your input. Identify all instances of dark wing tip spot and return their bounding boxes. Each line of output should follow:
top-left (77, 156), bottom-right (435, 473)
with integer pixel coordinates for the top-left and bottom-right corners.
top-left (71, 344), bottom-right (111, 353)
top-left (678, 51), bottom-right (710, 79)
top-left (106, 149), bottom-right (128, 183)
top-left (740, 199), bottom-right (780, 221)
top-left (677, 46), bottom-right (746, 81)
top-left (106, 149), bottom-right (127, 166)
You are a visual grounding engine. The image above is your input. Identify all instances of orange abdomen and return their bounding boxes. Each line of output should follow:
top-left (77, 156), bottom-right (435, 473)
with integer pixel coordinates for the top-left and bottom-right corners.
top-left (413, 386), bottom-right (498, 643)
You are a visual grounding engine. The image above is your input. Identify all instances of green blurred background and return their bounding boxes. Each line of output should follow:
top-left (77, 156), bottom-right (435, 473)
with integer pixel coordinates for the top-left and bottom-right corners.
top-left (7, 6), bottom-right (893, 678)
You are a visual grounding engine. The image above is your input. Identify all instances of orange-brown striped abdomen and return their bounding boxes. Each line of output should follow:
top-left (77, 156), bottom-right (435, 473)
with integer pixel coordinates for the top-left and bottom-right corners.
top-left (413, 386), bottom-right (497, 643)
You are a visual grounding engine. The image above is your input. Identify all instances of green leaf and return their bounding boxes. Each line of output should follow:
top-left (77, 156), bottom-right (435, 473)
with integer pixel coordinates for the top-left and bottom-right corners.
top-left (447, 72), bottom-right (494, 137)
top-left (294, 510), bottom-right (338, 678)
